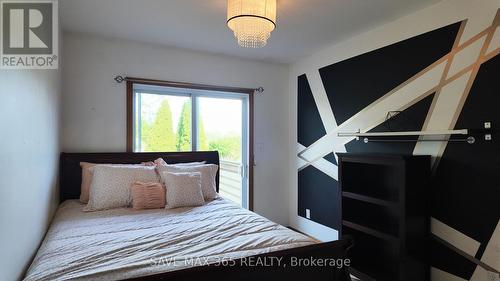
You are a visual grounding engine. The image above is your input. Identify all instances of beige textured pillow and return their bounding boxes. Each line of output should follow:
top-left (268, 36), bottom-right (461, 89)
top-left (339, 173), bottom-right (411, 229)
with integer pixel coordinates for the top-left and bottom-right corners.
top-left (131, 182), bottom-right (165, 210)
top-left (156, 164), bottom-right (219, 201)
top-left (79, 162), bottom-right (148, 203)
top-left (85, 165), bottom-right (159, 211)
top-left (161, 172), bottom-right (204, 209)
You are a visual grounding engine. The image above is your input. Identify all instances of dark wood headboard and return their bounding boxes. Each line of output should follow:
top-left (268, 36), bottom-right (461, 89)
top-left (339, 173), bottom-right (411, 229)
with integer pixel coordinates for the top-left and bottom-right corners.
top-left (59, 152), bottom-right (220, 203)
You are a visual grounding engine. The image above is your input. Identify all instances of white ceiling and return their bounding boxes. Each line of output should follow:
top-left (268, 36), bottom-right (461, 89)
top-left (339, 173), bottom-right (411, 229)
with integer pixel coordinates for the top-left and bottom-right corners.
top-left (60, 0), bottom-right (441, 63)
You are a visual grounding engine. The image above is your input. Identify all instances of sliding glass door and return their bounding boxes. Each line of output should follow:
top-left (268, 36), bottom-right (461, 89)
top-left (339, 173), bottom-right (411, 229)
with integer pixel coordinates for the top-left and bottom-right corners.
top-left (196, 96), bottom-right (248, 207)
top-left (133, 84), bottom-right (249, 208)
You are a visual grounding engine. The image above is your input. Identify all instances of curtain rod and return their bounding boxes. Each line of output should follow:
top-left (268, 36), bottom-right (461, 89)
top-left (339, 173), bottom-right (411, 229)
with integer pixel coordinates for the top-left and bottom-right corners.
top-left (114, 75), bottom-right (264, 94)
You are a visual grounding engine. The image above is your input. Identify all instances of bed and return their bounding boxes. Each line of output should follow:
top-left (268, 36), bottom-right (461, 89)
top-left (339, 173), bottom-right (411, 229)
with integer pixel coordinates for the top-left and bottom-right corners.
top-left (23, 152), bottom-right (352, 281)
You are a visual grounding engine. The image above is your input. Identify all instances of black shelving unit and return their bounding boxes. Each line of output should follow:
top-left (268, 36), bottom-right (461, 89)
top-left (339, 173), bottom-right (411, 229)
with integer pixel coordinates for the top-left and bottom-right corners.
top-left (337, 153), bottom-right (430, 281)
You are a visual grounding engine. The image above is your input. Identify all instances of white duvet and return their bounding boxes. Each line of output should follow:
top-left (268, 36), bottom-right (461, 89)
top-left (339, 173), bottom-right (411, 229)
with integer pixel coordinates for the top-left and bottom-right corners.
top-left (23, 198), bottom-right (315, 281)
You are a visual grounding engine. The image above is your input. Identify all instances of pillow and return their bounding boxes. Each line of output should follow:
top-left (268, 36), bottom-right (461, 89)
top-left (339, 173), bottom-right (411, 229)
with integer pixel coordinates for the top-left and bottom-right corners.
top-left (131, 182), bottom-right (165, 210)
top-left (157, 164), bottom-right (219, 201)
top-left (85, 165), bottom-right (159, 211)
top-left (141, 158), bottom-right (167, 166)
top-left (153, 158), bottom-right (167, 166)
top-left (152, 157), bottom-right (206, 167)
top-left (168, 161), bottom-right (206, 166)
top-left (80, 162), bottom-right (97, 203)
top-left (161, 172), bottom-right (204, 209)
top-left (79, 162), bottom-right (148, 203)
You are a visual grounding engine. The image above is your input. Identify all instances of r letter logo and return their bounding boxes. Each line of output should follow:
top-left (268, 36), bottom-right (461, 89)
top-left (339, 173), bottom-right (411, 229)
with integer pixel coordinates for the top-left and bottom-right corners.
top-left (1, 1), bottom-right (58, 69)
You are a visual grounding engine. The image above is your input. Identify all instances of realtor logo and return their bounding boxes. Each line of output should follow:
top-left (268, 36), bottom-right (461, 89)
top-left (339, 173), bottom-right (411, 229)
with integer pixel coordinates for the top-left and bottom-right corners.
top-left (1, 0), bottom-right (58, 69)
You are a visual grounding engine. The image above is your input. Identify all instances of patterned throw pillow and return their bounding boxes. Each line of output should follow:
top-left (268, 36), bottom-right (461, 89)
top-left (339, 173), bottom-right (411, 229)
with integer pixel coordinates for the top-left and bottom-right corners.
top-left (79, 162), bottom-right (150, 203)
top-left (161, 172), bottom-right (205, 209)
top-left (156, 164), bottom-right (219, 201)
top-left (85, 165), bottom-right (159, 211)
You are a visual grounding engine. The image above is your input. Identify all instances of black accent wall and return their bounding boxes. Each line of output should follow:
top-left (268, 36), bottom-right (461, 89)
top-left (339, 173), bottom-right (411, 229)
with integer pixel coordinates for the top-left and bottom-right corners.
top-left (298, 166), bottom-right (340, 229)
top-left (318, 22), bottom-right (461, 124)
top-left (297, 18), bottom-right (500, 279)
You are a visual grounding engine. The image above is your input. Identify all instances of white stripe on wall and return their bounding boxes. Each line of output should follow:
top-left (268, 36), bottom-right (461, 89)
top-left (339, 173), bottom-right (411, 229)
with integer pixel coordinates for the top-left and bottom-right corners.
top-left (305, 70), bottom-right (338, 132)
top-left (470, 219), bottom-right (500, 280)
top-left (431, 217), bottom-right (481, 257)
top-left (486, 26), bottom-right (500, 54)
top-left (447, 36), bottom-right (486, 78)
top-left (431, 267), bottom-right (468, 281)
top-left (413, 71), bottom-right (472, 165)
top-left (458, 7), bottom-right (498, 46)
top-left (297, 143), bottom-right (306, 154)
top-left (297, 156), bottom-right (308, 170)
top-left (311, 157), bottom-right (338, 180)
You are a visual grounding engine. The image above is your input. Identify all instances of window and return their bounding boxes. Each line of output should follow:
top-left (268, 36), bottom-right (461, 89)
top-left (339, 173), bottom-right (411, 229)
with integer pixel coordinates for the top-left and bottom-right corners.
top-left (134, 92), bottom-right (192, 152)
top-left (129, 82), bottom-right (252, 209)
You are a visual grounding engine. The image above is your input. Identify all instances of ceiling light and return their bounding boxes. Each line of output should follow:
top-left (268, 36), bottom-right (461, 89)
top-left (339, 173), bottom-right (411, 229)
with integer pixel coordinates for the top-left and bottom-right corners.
top-left (227, 0), bottom-right (276, 48)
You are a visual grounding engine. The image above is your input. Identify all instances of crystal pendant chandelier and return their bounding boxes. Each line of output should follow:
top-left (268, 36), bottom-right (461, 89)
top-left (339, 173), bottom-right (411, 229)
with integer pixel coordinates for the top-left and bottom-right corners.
top-left (227, 0), bottom-right (276, 48)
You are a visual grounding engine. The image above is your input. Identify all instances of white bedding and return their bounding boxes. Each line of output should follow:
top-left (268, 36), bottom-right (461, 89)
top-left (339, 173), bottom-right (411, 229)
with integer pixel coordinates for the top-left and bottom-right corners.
top-left (24, 198), bottom-right (315, 281)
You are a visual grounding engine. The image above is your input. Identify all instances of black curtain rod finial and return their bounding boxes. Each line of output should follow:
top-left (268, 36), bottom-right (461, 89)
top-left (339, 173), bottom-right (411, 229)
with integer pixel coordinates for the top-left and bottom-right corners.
top-left (255, 87), bottom-right (264, 93)
top-left (114, 75), bottom-right (125, 83)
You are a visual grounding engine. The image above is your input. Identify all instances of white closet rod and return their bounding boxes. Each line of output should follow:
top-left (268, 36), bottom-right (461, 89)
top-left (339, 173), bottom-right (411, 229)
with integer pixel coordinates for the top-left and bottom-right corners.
top-left (338, 129), bottom-right (468, 137)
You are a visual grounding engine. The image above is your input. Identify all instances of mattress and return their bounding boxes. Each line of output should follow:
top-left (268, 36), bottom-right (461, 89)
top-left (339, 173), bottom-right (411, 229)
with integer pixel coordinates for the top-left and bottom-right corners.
top-left (24, 198), bottom-right (316, 281)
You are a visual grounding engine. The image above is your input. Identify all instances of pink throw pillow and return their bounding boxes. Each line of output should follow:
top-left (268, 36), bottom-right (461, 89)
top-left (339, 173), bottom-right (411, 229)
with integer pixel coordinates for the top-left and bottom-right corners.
top-left (131, 181), bottom-right (166, 210)
top-left (79, 162), bottom-right (98, 203)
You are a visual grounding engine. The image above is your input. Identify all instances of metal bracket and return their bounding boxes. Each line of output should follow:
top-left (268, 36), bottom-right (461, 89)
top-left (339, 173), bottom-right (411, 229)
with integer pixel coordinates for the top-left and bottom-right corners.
top-left (114, 75), bottom-right (125, 83)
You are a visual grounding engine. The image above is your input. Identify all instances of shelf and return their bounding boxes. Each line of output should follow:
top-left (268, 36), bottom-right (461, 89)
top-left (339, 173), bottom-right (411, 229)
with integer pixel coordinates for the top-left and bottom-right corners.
top-left (342, 220), bottom-right (399, 243)
top-left (342, 225), bottom-right (401, 281)
top-left (342, 197), bottom-right (400, 236)
top-left (339, 153), bottom-right (430, 281)
top-left (340, 162), bottom-right (401, 202)
top-left (342, 191), bottom-right (399, 208)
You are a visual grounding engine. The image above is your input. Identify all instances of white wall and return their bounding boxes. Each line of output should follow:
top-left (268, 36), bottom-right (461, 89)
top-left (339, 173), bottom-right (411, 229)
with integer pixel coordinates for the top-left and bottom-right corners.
top-left (0, 70), bottom-right (61, 280)
top-left (289, 0), bottom-right (498, 239)
top-left (61, 32), bottom-right (291, 225)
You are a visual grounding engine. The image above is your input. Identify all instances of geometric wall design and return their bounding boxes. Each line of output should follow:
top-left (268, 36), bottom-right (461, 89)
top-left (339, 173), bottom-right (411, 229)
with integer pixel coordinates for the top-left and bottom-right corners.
top-left (345, 93), bottom-right (435, 155)
top-left (318, 22), bottom-right (461, 125)
top-left (298, 74), bottom-right (326, 147)
top-left (297, 9), bottom-right (500, 280)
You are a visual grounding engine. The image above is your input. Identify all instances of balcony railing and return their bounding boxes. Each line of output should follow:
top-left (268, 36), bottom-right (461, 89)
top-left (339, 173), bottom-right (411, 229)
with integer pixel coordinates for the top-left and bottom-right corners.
top-left (219, 159), bottom-right (242, 206)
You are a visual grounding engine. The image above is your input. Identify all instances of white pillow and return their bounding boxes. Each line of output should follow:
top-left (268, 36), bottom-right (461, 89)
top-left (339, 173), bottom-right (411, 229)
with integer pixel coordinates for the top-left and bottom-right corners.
top-left (157, 164), bottom-right (219, 201)
top-left (161, 172), bottom-right (205, 209)
top-left (85, 165), bottom-right (159, 211)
